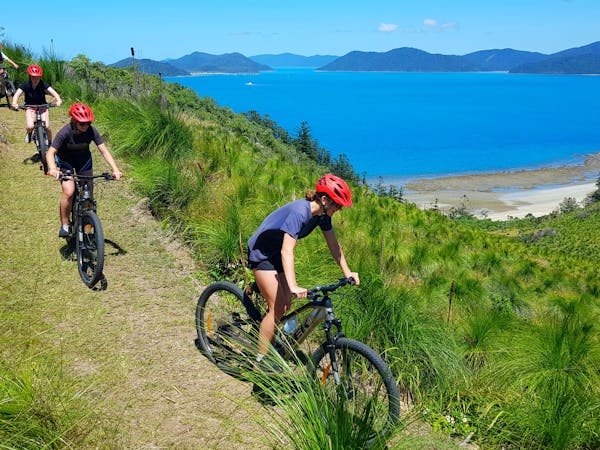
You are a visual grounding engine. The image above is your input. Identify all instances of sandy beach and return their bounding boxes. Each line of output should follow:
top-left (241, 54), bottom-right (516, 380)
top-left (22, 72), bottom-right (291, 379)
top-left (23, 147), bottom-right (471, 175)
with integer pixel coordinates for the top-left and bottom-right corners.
top-left (401, 153), bottom-right (600, 220)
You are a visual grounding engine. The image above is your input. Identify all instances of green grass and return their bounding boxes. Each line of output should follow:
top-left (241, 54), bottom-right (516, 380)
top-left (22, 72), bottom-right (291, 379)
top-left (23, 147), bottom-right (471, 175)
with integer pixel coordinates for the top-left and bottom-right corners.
top-left (2, 49), bottom-right (600, 449)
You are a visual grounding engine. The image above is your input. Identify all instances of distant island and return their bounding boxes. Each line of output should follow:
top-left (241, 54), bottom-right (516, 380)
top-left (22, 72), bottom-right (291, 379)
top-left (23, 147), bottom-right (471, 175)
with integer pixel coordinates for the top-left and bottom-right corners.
top-left (110, 41), bottom-right (600, 75)
top-left (250, 53), bottom-right (338, 67)
top-left (111, 52), bottom-right (271, 75)
top-left (320, 41), bottom-right (600, 73)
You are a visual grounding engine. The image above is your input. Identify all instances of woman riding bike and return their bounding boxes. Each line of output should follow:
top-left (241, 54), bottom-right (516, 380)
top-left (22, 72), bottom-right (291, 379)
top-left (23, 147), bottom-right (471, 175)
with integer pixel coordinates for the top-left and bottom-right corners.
top-left (46, 102), bottom-right (123, 238)
top-left (11, 64), bottom-right (62, 143)
top-left (247, 173), bottom-right (360, 369)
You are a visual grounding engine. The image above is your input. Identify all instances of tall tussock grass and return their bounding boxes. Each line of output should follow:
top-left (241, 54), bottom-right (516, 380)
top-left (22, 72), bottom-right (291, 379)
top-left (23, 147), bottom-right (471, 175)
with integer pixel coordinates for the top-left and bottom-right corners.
top-left (481, 297), bottom-right (600, 449)
top-left (0, 363), bottom-right (88, 449)
top-left (8, 51), bottom-right (597, 448)
top-left (94, 98), bottom-right (194, 162)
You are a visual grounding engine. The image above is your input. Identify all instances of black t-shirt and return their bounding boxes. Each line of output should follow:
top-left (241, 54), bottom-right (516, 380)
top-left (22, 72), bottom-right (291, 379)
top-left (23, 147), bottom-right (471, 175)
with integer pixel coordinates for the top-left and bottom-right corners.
top-left (18, 79), bottom-right (51, 105)
top-left (52, 123), bottom-right (104, 169)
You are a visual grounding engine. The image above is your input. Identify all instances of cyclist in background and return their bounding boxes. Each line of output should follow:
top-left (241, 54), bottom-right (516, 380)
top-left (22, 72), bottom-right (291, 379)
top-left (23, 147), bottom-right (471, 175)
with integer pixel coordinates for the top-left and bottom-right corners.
top-left (11, 64), bottom-right (62, 144)
top-left (247, 173), bottom-right (360, 368)
top-left (0, 43), bottom-right (19, 74)
top-left (46, 103), bottom-right (123, 238)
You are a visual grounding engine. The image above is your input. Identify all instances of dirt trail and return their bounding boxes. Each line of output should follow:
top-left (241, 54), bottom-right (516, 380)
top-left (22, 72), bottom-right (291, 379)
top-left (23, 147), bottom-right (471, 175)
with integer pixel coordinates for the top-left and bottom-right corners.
top-left (0, 106), bottom-right (266, 448)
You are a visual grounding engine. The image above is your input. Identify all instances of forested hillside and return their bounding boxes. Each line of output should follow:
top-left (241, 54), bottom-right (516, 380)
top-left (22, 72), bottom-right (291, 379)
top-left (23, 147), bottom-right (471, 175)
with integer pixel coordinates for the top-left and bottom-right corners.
top-left (1, 43), bottom-right (599, 449)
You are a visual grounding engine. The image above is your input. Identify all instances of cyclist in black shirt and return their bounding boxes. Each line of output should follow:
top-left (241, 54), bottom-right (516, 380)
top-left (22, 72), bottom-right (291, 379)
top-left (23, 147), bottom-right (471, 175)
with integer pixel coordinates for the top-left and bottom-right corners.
top-left (46, 103), bottom-right (123, 238)
top-left (11, 64), bottom-right (62, 143)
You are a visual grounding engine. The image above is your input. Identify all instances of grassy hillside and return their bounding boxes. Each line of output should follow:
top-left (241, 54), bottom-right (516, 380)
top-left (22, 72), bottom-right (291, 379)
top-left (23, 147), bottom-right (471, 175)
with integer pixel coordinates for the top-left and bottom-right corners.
top-left (0, 106), bottom-right (270, 448)
top-left (2, 46), bottom-right (600, 448)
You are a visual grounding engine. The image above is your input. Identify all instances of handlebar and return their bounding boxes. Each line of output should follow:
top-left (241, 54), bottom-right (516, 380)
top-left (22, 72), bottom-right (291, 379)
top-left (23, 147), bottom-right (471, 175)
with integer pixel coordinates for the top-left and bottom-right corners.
top-left (58, 171), bottom-right (115, 182)
top-left (13, 103), bottom-right (56, 111)
top-left (307, 277), bottom-right (356, 299)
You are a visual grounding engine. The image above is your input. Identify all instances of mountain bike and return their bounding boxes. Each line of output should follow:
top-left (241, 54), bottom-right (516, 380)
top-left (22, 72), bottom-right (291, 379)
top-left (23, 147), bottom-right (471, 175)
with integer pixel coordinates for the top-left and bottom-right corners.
top-left (15, 103), bottom-right (55, 174)
top-left (59, 170), bottom-right (114, 288)
top-left (195, 277), bottom-right (400, 438)
top-left (0, 68), bottom-right (16, 105)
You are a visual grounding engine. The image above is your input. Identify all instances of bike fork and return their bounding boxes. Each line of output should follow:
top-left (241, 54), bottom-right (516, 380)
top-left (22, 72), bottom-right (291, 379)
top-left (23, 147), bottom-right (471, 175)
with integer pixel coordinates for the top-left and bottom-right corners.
top-left (324, 329), bottom-right (342, 384)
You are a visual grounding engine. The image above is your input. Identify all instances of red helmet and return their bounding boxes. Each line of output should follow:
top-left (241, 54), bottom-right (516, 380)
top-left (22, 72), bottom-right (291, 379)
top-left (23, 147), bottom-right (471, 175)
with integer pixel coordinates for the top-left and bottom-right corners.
top-left (316, 174), bottom-right (353, 207)
top-left (27, 64), bottom-right (43, 76)
top-left (69, 102), bottom-right (95, 122)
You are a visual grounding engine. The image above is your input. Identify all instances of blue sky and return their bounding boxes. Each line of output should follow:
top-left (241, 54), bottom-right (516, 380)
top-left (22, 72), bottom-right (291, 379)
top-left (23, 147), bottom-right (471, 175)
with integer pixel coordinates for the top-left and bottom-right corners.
top-left (2, 0), bottom-right (599, 64)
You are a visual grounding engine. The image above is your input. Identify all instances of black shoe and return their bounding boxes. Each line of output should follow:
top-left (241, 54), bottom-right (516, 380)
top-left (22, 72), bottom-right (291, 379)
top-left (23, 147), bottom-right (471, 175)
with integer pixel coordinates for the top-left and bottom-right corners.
top-left (255, 358), bottom-right (283, 374)
top-left (251, 384), bottom-right (276, 406)
top-left (30, 153), bottom-right (41, 163)
top-left (25, 132), bottom-right (32, 143)
top-left (58, 226), bottom-right (72, 238)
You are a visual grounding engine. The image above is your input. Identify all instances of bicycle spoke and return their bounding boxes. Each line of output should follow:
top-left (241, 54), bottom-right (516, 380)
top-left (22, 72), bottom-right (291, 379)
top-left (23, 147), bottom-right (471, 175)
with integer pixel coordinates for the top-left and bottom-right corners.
top-left (312, 338), bottom-right (400, 440)
top-left (196, 282), bottom-right (264, 376)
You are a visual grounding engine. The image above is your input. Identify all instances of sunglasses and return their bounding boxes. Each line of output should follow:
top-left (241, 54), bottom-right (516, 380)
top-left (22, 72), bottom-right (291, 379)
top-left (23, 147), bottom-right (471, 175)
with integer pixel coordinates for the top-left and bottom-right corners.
top-left (77, 121), bottom-right (91, 126)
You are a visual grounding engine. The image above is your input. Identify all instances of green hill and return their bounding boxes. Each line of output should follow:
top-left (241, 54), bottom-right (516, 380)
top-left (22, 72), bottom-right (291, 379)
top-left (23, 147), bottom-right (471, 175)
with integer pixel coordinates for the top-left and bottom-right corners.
top-left (110, 57), bottom-right (190, 76)
top-left (1, 47), bottom-right (599, 449)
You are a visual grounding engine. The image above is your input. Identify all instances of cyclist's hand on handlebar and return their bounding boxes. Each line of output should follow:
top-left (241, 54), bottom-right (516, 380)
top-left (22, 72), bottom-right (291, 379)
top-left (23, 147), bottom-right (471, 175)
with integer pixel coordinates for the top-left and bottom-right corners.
top-left (112, 170), bottom-right (124, 180)
top-left (290, 285), bottom-right (308, 299)
top-left (10, 103), bottom-right (18, 111)
top-left (54, 99), bottom-right (62, 107)
top-left (346, 272), bottom-right (360, 286)
top-left (48, 167), bottom-right (61, 179)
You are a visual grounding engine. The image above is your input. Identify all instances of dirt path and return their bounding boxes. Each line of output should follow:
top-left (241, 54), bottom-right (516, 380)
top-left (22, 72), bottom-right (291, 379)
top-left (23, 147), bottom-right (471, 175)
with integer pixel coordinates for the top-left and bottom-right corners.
top-left (0, 106), bottom-right (267, 448)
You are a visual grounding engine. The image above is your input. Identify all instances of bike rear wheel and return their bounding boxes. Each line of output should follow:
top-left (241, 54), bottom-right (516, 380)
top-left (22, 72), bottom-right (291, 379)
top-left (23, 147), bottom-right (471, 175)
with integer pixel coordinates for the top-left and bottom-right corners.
top-left (195, 281), bottom-right (265, 377)
top-left (75, 209), bottom-right (105, 287)
top-left (35, 125), bottom-right (49, 174)
top-left (311, 337), bottom-right (400, 443)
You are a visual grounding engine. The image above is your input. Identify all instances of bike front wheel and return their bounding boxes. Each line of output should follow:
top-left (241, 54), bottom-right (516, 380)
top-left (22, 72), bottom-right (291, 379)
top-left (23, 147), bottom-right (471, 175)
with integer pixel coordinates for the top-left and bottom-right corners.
top-left (75, 210), bottom-right (105, 288)
top-left (311, 337), bottom-right (401, 442)
top-left (5, 79), bottom-right (15, 96)
top-left (35, 125), bottom-right (49, 174)
top-left (195, 281), bottom-right (265, 377)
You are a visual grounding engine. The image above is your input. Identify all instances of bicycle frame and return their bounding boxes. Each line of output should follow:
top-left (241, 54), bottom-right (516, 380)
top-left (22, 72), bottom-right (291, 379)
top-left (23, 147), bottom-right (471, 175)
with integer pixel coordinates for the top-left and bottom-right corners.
top-left (267, 278), bottom-right (352, 359)
top-left (60, 171), bottom-right (113, 288)
top-left (0, 68), bottom-right (15, 103)
top-left (62, 171), bottom-right (113, 218)
top-left (17, 104), bottom-right (54, 173)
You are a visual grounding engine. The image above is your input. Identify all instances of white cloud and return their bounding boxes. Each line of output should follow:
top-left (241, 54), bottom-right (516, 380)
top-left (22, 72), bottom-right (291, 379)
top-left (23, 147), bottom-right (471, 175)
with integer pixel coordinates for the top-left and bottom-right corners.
top-left (423, 18), bottom-right (457, 31)
top-left (378, 23), bottom-right (399, 32)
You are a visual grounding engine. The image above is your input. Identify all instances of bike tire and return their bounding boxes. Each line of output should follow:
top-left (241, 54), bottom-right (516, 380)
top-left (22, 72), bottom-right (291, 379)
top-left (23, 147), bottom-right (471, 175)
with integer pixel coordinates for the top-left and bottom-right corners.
top-left (75, 209), bottom-right (105, 288)
top-left (195, 281), bottom-right (264, 377)
top-left (35, 126), bottom-right (49, 174)
top-left (5, 80), bottom-right (15, 96)
top-left (311, 337), bottom-right (401, 442)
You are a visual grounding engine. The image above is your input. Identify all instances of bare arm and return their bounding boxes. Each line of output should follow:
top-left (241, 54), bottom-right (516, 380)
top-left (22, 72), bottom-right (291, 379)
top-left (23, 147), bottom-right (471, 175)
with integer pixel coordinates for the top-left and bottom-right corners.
top-left (46, 145), bottom-right (59, 178)
top-left (323, 229), bottom-right (360, 285)
top-left (281, 233), bottom-right (308, 298)
top-left (3, 55), bottom-right (18, 69)
top-left (11, 88), bottom-right (23, 109)
top-left (96, 143), bottom-right (123, 179)
top-left (45, 87), bottom-right (62, 107)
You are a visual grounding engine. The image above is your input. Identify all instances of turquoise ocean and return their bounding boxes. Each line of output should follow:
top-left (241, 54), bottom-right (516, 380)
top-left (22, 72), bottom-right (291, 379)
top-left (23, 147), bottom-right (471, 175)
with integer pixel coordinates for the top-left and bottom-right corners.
top-left (166, 69), bottom-right (600, 183)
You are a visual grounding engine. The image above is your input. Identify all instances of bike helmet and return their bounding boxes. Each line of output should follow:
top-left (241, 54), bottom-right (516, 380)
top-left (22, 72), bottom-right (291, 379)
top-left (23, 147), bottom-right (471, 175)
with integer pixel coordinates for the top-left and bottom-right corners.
top-left (316, 173), bottom-right (353, 207)
top-left (69, 102), bottom-right (95, 122)
top-left (27, 64), bottom-right (43, 76)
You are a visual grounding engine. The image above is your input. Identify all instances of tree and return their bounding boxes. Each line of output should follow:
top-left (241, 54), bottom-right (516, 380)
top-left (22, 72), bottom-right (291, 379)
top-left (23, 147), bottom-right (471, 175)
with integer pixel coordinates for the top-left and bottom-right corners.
top-left (295, 121), bottom-right (318, 161)
top-left (330, 153), bottom-right (359, 183)
top-left (589, 177), bottom-right (600, 203)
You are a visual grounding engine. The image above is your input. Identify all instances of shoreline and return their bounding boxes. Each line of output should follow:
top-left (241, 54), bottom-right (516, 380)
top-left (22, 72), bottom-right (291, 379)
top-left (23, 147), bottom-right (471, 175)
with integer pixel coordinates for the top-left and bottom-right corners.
top-left (399, 153), bottom-right (600, 220)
